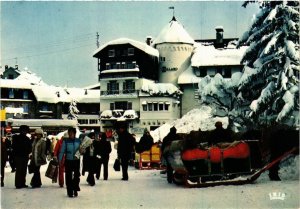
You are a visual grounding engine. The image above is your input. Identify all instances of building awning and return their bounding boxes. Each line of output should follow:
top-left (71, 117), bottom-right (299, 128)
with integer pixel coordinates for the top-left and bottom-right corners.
top-left (165, 102), bottom-right (171, 105)
top-left (100, 109), bottom-right (138, 121)
top-left (142, 101), bottom-right (147, 105)
top-left (100, 110), bottom-right (113, 119)
top-left (159, 101), bottom-right (164, 104)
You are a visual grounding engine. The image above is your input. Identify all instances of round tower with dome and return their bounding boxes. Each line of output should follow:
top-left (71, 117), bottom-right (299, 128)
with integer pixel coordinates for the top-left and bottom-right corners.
top-left (153, 16), bottom-right (194, 85)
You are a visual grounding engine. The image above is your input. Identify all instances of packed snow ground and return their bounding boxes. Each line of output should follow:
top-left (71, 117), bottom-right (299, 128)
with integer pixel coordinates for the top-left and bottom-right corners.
top-left (1, 146), bottom-right (299, 209)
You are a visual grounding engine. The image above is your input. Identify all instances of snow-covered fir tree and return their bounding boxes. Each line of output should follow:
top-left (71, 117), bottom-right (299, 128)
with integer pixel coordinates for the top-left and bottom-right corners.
top-left (199, 1), bottom-right (299, 130)
top-left (237, 0), bottom-right (299, 127)
top-left (67, 99), bottom-right (80, 120)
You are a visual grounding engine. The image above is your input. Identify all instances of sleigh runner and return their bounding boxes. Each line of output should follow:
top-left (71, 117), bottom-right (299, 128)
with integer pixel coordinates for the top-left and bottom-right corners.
top-left (165, 139), bottom-right (298, 188)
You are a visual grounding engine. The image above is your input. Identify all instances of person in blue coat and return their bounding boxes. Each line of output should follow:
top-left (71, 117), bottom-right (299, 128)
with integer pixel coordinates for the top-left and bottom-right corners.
top-left (59, 128), bottom-right (81, 198)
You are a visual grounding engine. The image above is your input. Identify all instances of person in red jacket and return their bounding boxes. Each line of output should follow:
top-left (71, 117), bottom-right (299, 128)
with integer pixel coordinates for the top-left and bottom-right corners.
top-left (53, 134), bottom-right (67, 187)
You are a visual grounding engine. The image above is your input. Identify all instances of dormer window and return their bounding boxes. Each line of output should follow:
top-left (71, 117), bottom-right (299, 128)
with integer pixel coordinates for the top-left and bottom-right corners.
top-left (108, 49), bottom-right (115, 57)
top-left (128, 48), bottom-right (134, 56)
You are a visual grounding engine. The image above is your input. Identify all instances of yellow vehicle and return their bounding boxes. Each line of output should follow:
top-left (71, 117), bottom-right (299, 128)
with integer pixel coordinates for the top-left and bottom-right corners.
top-left (135, 143), bottom-right (164, 170)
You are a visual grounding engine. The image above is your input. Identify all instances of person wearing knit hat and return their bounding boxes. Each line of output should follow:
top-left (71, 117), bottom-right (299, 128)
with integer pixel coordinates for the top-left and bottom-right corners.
top-left (30, 128), bottom-right (47, 188)
top-left (35, 128), bottom-right (44, 136)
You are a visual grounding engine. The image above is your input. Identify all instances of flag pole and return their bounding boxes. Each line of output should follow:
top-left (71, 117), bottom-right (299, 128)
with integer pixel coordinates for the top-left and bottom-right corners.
top-left (169, 6), bottom-right (175, 17)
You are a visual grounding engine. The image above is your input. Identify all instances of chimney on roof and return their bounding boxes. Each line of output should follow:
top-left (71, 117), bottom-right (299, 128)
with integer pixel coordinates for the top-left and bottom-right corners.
top-left (5, 65), bottom-right (8, 70)
top-left (15, 65), bottom-right (18, 70)
top-left (146, 36), bottom-right (153, 46)
top-left (215, 26), bottom-right (224, 48)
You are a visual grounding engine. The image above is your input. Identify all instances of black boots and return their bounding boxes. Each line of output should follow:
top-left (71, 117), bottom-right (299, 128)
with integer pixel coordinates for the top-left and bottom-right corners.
top-left (269, 172), bottom-right (281, 181)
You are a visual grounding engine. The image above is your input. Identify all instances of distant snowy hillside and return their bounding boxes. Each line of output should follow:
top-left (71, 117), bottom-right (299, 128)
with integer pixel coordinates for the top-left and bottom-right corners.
top-left (150, 106), bottom-right (228, 142)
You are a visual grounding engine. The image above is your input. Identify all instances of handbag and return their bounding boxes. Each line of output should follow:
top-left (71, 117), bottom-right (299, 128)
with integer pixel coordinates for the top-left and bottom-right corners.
top-left (113, 159), bottom-right (120, 171)
top-left (45, 159), bottom-right (59, 180)
top-left (28, 161), bottom-right (35, 174)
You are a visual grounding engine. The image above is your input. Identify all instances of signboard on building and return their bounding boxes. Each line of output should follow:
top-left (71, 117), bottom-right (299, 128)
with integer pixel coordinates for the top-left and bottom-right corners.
top-left (0, 110), bottom-right (6, 121)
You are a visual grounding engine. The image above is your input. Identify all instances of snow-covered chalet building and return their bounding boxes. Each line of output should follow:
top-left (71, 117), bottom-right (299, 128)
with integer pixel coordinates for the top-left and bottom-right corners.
top-left (94, 15), bottom-right (247, 135)
top-left (0, 66), bottom-right (101, 133)
top-left (93, 38), bottom-right (181, 134)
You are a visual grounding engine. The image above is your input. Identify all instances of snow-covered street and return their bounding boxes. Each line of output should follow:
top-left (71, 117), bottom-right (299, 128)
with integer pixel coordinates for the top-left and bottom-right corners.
top-left (1, 148), bottom-right (299, 209)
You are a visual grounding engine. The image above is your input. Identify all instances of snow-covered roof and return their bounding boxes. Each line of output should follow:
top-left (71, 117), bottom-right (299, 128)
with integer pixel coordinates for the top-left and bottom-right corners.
top-left (0, 79), bottom-right (33, 89)
top-left (178, 65), bottom-right (201, 84)
top-left (153, 17), bottom-right (194, 46)
top-left (15, 69), bottom-right (47, 85)
top-left (31, 86), bottom-right (100, 104)
top-left (0, 68), bottom-right (100, 104)
top-left (1, 68), bottom-right (46, 89)
top-left (83, 83), bottom-right (100, 90)
top-left (215, 25), bottom-right (224, 30)
top-left (191, 42), bottom-right (247, 67)
top-left (93, 38), bottom-right (159, 57)
top-left (141, 82), bottom-right (182, 96)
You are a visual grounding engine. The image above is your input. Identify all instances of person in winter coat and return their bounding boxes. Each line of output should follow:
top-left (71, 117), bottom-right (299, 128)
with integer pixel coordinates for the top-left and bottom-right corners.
top-left (5, 134), bottom-right (15, 173)
top-left (117, 125), bottom-right (135, 181)
top-left (53, 134), bottom-right (67, 187)
top-left (81, 134), bottom-right (90, 176)
top-left (84, 132), bottom-right (97, 186)
top-left (59, 127), bottom-right (81, 198)
top-left (12, 125), bottom-right (32, 189)
top-left (30, 128), bottom-right (47, 188)
top-left (208, 121), bottom-right (232, 146)
top-left (93, 133), bottom-right (102, 180)
top-left (1, 136), bottom-right (8, 187)
top-left (97, 132), bottom-right (112, 180)
top-left (161, 126), bottom-right (179, 183)
top-left (268, 124), bottom-right (299, 181)
top-left (136, 129), bottom-right (154, 153)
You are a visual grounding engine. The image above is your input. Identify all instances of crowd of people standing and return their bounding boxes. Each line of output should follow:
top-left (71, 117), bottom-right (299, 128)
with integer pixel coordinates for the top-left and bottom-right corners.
top-left (0, 124), bottom-right (146, 198)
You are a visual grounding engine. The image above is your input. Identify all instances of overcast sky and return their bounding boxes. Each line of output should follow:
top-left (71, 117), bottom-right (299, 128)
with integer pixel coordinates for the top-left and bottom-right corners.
top-left (1, 1), bottom-right (259, 88)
